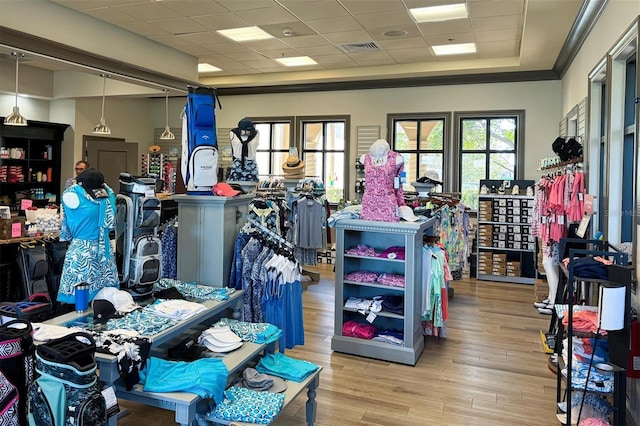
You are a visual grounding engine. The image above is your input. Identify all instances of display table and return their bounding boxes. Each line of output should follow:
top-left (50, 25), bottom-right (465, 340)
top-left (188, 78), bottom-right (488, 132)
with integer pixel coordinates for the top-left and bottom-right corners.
top-left (173, 194), bottom-right (253, 287)
top-left (44, 290), bottom-right (322, 426)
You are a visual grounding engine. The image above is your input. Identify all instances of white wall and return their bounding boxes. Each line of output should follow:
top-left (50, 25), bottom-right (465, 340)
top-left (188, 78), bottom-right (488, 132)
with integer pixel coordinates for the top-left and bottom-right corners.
top-left (213, 80), bottom-right (562, 190)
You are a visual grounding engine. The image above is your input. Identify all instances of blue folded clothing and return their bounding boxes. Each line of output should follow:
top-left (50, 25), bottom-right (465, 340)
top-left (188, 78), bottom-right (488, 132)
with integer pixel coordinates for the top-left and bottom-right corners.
top-left (255, 353), bottom-right (320, 382)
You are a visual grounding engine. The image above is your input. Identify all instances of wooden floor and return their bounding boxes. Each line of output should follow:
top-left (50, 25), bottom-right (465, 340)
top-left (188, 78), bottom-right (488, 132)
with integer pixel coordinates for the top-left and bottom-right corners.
top-left (118, 266), bottom-right (558, 426)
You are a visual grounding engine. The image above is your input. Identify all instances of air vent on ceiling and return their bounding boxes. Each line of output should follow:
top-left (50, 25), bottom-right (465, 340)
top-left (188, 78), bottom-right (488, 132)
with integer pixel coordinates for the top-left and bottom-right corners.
top-left (339, 41), bottom-right (382, 53)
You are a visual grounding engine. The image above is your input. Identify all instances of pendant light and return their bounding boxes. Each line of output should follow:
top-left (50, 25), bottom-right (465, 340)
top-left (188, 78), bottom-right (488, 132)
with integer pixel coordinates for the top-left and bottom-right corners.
top-left (4, 52), bottom-right (27, 126)
top-left (159, 89), bottom-right (175, 140)
top-left (92, 74), bottom-right (111, 134)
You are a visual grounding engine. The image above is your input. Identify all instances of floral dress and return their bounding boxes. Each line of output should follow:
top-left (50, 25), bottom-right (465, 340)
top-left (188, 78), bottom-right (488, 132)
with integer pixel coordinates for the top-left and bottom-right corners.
top-left (360, 151), bottom-right (405, 222)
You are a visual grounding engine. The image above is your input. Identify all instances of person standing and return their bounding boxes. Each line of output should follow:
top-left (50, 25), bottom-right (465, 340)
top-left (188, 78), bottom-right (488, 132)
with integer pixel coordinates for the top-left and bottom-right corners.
top-left (65, 160), bottom-right (89, 188)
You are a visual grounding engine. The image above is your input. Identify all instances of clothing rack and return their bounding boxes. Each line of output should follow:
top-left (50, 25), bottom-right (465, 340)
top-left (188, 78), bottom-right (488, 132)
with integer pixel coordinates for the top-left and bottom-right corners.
top-left (243, 215), bottom-right (295, 250)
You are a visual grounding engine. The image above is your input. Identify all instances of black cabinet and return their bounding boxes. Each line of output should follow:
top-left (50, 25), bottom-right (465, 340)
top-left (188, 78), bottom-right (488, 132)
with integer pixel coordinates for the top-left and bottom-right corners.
top-left (0, 119), bottom-right (69, 209)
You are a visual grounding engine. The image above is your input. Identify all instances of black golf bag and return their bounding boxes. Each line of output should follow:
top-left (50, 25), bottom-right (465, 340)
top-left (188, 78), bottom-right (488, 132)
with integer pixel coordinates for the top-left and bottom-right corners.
top-left (115, 173), bottom-right (162, 298)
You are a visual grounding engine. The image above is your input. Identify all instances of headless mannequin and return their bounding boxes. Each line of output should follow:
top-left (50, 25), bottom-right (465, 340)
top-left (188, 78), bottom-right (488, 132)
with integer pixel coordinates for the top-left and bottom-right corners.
top-left (228, 118), bottom-right (259, 181)
top-left (538, 255), bottom-right (559, 313)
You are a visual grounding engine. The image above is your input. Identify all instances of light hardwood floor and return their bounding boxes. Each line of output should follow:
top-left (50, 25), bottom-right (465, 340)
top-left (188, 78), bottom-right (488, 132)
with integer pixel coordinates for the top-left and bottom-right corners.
top-left (118, 266), bottom-right (557, 425)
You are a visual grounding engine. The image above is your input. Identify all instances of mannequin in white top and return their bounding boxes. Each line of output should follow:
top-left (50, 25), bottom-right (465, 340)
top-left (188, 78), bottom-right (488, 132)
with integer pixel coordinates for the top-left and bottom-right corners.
top-left (228, 118), bottom-right (259, 181)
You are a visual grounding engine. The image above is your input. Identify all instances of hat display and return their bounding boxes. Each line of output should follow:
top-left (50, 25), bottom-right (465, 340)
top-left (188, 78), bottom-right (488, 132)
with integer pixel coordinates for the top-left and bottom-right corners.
top-left (213, 182), bottom-right (242, 197)
top-left (416, 170), bottom-right (442, 185)
top-left (238, 367), bottom-right (287, 393)
top-left (282, 155), bottom-right (305, 171)
top-left (168, 337), bottom-right (205, 361)
top-left (398, 206), bottom-right (419, 222)
top-left (92, 287), bottom-right (140, 322)
top-left (198, 326), bottom-right (243, 353)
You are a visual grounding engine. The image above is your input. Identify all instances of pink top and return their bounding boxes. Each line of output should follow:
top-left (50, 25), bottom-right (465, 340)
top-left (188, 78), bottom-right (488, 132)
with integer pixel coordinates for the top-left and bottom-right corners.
top-left (361, 151), bottom-right (405, 222)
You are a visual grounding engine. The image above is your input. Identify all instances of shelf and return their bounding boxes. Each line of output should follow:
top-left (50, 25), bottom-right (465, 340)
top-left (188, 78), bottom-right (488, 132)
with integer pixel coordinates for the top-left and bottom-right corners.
top-left (343, 280), bottom-right (405, 291)
top-left (477, 274), bottom-right (536, 284)
top-left (331, 334), bottom-right (423, 365)
top-left (478, 194), bottom-right (534, 199)
top-left (343, 306), bottom-right (404, 319)
top-left (478, 246), bottom-right (535, 252)
top-left (477, 220), bottom-right (532, 226)
top-left (344, 253), bottom-right (404, 263)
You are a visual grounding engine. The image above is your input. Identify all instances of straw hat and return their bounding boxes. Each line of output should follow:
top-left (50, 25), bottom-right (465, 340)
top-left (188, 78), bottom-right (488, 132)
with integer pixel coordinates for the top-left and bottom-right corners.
top-left (282, 155), bottom-right (305, 171)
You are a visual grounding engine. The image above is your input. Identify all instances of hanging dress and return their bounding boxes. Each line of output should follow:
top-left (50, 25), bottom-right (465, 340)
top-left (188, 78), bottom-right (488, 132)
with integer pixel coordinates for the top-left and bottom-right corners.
top-left (57, 184), bottom-right (119, 304)
top-left (360, 150), bottom-right (404, 222)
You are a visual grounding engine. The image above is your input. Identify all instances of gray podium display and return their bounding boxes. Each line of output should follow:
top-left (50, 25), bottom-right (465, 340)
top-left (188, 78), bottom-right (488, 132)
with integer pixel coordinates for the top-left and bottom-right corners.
top-left (173, 194), bottom-right (252, 287)
top-left (332, 217), bottom-right (435, 365)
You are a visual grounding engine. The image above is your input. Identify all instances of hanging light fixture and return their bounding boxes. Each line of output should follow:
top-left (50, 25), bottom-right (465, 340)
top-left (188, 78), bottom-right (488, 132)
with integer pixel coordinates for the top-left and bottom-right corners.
top-left (159, 89), bottom-right (175, 140)
top-left (4, 52), bottom-right (27, 126)
top-left (92, 74), bottom-right (111, 134)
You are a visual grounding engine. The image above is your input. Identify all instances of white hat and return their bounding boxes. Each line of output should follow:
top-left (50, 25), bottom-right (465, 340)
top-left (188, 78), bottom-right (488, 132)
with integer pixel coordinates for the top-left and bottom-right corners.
top-left (398, 206), bottom-right (419, 222)
top-left (199, 326), bottom-right (243, 353)
top-left (93, 287), bottom-right (140, 314)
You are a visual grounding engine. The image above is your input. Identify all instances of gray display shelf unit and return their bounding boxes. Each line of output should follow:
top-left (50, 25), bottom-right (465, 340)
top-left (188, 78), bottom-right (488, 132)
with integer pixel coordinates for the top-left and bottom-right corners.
top-left (476, 191), bottom-right (537, 285)
top-left (173, 194), bottom-right (253, 287)
top-left (332, 217), bottom-right (435, 365)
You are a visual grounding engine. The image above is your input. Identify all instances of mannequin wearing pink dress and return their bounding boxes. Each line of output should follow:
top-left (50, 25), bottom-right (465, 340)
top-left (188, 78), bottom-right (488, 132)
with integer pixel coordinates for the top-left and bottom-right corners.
top-left (360, 139), bottom-right (405, 222)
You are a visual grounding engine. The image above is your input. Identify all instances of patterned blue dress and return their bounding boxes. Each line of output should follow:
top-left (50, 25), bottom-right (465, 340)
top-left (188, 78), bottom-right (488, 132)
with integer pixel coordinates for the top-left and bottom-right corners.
top-left (57, 184), bottom-right (119, 304)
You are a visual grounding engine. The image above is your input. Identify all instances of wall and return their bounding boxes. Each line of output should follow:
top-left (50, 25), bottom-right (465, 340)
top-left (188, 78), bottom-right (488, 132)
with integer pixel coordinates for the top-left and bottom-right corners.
top-left (561, 4), bottom-right (640, 424)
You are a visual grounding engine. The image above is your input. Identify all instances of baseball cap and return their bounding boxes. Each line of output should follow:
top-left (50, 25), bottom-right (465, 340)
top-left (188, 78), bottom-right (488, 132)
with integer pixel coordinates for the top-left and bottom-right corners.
top-left (198, 326), bottom-right (243, 353)
top-left (168, 336), bottom-right (205, 361)
top-left (398, 206), bottom-right (419, 222)
top-left (213, 182), bottom-right (241, 197)
top-left (92, 287), bottom-right (140, 322)
top-left (239, 367), bottom-right (287, 393)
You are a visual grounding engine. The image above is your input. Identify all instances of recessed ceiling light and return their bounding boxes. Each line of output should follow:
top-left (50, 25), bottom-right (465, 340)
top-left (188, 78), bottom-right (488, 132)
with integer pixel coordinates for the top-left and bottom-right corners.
top-left (410, 4), bottom-right (468, 23)
top-left (217, 26), bottom-right (273, 42)
top-left (276, 56), bottom-right (317, 67)
top-left (383, 30), bottom-right (408, 37)
top-left (432, 43), bottom-right (476, 56)
top-left (198, 63), bottom-right (222, 73)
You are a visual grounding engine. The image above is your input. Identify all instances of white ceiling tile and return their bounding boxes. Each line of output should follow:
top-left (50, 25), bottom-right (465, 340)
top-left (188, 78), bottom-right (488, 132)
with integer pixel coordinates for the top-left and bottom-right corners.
top-left (354, 11), bottom-right (415, 29)
top-left (224, 51), bottom-right (270, 62)
top-left (161, 0), bottom-right (229, 17)
top-left (424, 32), bottom-right (475, 45)
top-left (202, 43), bottom-right (254, 54)
top-left (261, 22), bottom-right (317, 38)
top-left (472, 14), bottom-right (521, 32)
top-left (295, 45), bottom-right (343, 56)
top-left (191, 13), bottom-right (252, 31)
top-left (215, 0), bottom-right (278, 11)
top-left (51, 0), bottom-right (140, 9)
top-left (340, 0), bottom-right (406, 15)
top-left (112, 2), bottom-right (182, 21)
top-left (235, 7), bottom-right (298, 26)
top-left (241, 58), bottom-right (285, 68)
top-left (281, 34), bottom-right (329, 48)
top-left (322, 30), bottom-right (374, 44)
top-left (313, 54), bottom-right (359, 67)
top-left (468, 0), bottom-right (525, 18)
top-left (351, 52), bottom-right (396, 66)
top-left (378, 37), bottom-right (429, 50)
top-left (283, 0), bottom-right (350, 20)
top-left (387, 48), bottom-right (435, 63)
top-left (243, 38), bottom-right (296, 51)
top-left (307, 16), bottom-right (363, 34)
top-left (418, 19), bottom-right (473, 36)
top-left (177, 31), bottom-right (229, 45)
top-left (146, 18), bottom-right (210, 36)
top-left (476, 39), bottom-right (518, 57)
top-left (176, 44), bottom-right (217, 56)
top-left (366, 25), bottom-right (424, 40)
top-left (259, 48), bottom-right (306, 59)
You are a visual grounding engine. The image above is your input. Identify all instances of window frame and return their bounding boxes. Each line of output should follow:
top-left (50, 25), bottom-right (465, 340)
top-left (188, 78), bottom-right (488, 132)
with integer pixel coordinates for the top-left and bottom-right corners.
top-left (296, 115), bottom-right (350, 204)
top-left (248, 116), bottom-right (295, 177)
top-left (387, 112), bottom-right (451, 191)
top-left (453, 110), bottom-right (525, 210)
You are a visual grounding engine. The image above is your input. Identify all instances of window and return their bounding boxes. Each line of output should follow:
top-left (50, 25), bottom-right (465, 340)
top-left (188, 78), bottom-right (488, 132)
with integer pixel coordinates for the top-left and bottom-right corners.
top-left (455, 111), bottom-right (524, 210)
top-left (252, 118), bottom-right (294, 177)
top-left (297, 116), bottom-right (349, 203)
top-left (388, 113), bottom-right (449, 191)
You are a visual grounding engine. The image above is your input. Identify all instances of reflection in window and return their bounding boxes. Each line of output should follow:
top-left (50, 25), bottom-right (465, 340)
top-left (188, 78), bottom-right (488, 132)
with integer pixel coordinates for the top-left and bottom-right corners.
top-left (390, 116), bottom-right (447, 191)
top-left (458, 115), bottom-right (519, 210)
top-left (300, 118), bottom-right (348, 203)
top-left (254, 120), bottom-right (292, 177)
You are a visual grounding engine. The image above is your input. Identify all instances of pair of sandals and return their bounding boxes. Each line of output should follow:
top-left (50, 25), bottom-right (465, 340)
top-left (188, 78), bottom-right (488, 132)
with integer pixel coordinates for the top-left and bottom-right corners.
top-left (533, 298), bottom-right (554, 315)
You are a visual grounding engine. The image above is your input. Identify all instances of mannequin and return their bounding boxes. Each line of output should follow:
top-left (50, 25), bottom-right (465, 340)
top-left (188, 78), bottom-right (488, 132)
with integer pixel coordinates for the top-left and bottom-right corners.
top-left (360, 139), bottom-right (405, 222)
top-left (228, 118), bottom-right (259, 181)
top-left (58, 168), bottom-right (119, 306)
top-left (535, 248), bottom-right (559, 314)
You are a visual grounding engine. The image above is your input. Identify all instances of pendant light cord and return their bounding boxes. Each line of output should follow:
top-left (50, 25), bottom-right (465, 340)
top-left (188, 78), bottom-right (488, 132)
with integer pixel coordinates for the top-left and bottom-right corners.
top-left (165, 92), bottom-right (170, 126)
top-left (100, 75), bottom-right (107, 121)
top-left (14, 54), bottom-right (20, 107)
